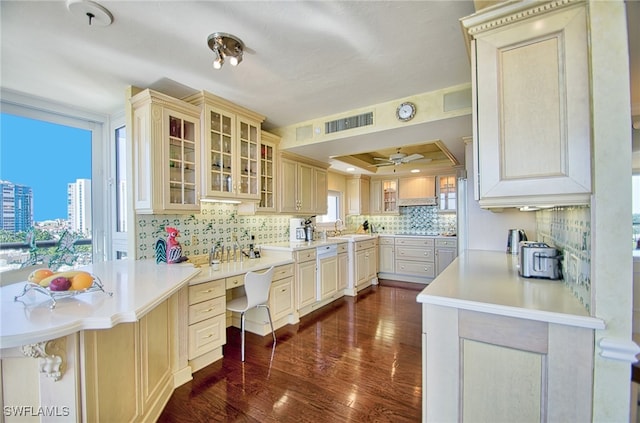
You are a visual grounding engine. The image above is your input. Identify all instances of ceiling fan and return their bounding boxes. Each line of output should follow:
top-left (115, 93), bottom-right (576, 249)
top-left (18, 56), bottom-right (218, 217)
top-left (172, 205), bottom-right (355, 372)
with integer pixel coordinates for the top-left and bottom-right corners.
top-left (373, 148), bottom-right (426, 167)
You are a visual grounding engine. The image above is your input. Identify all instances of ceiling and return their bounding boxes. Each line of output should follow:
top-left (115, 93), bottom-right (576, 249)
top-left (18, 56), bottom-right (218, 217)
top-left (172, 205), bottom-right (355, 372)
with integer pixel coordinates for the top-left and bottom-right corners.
top-left (1, 1), bottom-right (638, 175)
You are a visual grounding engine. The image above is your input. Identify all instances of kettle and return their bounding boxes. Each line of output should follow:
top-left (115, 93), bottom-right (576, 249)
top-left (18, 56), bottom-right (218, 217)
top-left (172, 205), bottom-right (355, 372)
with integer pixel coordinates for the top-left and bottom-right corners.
top-left (507, 229), bottom-right (528, 254)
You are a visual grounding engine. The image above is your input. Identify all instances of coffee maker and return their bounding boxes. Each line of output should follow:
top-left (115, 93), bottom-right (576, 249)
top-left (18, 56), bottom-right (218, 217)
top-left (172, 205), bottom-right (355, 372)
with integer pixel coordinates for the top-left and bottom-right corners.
top-left (289, 218), bottom-right (306, 242)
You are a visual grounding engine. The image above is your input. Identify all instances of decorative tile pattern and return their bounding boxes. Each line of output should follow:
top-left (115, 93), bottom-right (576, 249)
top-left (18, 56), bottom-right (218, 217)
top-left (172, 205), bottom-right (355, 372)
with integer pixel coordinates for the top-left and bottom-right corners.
top-left (536, 206), bottom-right (591, 312)
top-left (347, 206), bottom-right (456, 235)
top-left (136, 203), bottom-right (293, 259)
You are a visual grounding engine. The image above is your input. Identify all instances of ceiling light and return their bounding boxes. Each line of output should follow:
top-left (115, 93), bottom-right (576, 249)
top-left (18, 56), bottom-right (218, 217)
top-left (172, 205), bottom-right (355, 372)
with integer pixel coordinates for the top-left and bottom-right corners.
top-left (207, 32), bottom-right (245, 70)
top-left (66, 0), bottom-right (113, 26)
top-left (411, 169), bottom-right (420, 173)
top-left (346, 167), bottom-right (356, 172)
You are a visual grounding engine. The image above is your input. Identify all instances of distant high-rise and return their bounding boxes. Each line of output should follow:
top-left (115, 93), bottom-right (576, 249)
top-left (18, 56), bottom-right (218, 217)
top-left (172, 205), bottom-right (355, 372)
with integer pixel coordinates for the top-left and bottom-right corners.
top-left (0, 180), bottom-right (33, 232)
top-left (67, 179), bottom-right (92, 236)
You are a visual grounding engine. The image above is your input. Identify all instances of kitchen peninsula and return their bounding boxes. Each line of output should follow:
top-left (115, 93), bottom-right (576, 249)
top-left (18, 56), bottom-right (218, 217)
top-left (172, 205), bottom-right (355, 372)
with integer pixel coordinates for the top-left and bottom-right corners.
top-left (417, 250), bottom-right (604, 422)
top-left (0, 253), bottom-right (293, 422)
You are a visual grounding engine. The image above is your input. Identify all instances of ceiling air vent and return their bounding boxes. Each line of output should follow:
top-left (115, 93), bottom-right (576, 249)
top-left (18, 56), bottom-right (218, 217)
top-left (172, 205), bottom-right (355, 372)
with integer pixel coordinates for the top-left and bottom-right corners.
top-left (325, 112), bottom-right (373, 134)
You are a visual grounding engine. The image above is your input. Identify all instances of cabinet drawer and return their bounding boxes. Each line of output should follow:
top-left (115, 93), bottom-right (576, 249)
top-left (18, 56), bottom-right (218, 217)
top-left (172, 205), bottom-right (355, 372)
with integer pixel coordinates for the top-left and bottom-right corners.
top-left (395, 259), bottom-right (435, 278)
top-left (188, 314), bottom-right (226, 359)
top-left (395, 237), bottom-right (435, 247)
top-left (337, 243), bottom-right (348, 254)
top-left (225, 274), bottom-right (244, 289)
top-left (188, 279), bottom-right (225, 305)
top-left (435, 238), bottom-right (457, 248)
top-left (270, 276), bottom-right (294, 322)
top-left (379, 237), bottom-right (395, 245)
top-left (188, 296), bottom-right (226, 325)
top-left (273, 263), bottom-right (294, 281)
top-left (354, 239), bottom-right (377, 251)
top-left (396, 246), bottom-right (434, 262)
top-left (295, 248), bottom-right (316, 263)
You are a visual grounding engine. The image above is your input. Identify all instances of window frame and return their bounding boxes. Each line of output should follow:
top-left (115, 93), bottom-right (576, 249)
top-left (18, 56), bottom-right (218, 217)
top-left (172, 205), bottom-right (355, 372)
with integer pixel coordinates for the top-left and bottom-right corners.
top-left (1, 88), bottom-right (111, 262)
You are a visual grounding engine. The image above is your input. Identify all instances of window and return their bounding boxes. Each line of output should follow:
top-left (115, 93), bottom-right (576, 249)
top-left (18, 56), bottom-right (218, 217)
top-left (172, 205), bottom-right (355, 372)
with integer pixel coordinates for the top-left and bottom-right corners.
top-left (317, 190), bottom-right (342, 224)
top-left (0, 92), bottom-right (108, 272)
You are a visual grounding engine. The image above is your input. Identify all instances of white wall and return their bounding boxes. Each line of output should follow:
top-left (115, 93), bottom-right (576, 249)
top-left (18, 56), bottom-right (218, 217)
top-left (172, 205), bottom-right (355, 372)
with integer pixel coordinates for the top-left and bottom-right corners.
top-left (462, 139), bottom-right (537, 252)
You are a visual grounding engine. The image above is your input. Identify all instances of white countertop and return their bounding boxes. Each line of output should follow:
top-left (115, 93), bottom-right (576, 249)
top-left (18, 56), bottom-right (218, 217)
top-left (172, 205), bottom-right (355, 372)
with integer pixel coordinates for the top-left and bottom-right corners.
top-left (417, 250), bottom-right (605, 329)
top-left (261, 238), bottom-right (349, 252)
top-left (189, 252), bottom-right (294, 284)
top-left (0, 259), bottom-right (201, 349)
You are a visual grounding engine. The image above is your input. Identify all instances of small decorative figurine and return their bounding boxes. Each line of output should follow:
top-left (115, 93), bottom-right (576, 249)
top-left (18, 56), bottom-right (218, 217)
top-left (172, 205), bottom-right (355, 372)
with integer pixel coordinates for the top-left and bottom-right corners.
top-left (155, 227), bottom-right (188, 264)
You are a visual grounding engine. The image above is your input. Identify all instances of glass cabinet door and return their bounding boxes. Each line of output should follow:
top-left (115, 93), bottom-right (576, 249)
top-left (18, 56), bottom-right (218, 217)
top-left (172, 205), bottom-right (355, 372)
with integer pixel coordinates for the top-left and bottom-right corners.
top-left (383, 180), bottom-right (398, 213)
top-left (260, 142), bottom-right (275, 209)
top-left (237, 119), bottom-right (259, 197)
top-left (205, 107), bottom-right (235, 196)
top-left (439, 175), bottom-right (457, 211)
top-left (167, 113), bottom-right (197, 207)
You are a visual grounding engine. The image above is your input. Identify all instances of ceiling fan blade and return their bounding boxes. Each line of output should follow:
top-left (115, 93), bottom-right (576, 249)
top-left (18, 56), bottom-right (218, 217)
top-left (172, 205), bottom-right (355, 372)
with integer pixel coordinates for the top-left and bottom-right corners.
top-left (373, 157), bottom-right (392, 162)
top-left (373, 162), bottom-right (394, 167)
top-left (401, 153), bottom-right (424, 162)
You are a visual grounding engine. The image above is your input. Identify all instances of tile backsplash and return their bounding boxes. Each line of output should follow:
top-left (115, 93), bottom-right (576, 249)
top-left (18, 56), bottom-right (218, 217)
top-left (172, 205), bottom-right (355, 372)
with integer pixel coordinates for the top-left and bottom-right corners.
top-left (136, 204), bottom-right (456, 259)
top-left (536, 206), bottom-right (591, 312)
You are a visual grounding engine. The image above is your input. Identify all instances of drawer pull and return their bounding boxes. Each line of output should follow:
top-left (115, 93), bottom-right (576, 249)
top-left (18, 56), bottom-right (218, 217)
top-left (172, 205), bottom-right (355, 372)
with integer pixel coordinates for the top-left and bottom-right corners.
top-left (202, 289), bottom-right (213, 293)
top-left (280, 288), bottom-right (287, 293)
top-left (205, 333), bottom-right (213, 338)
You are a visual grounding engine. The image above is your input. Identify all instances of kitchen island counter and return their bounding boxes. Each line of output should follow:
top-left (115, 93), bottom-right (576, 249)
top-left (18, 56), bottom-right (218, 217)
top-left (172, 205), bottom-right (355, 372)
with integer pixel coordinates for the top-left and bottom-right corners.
top-left (417, 249), bottom-right (603, 329)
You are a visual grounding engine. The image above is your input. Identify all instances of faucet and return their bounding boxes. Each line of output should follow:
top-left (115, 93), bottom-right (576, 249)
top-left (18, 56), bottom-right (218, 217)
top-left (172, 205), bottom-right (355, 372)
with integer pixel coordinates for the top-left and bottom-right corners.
top-left (334, 219), bottom-right (343, 236)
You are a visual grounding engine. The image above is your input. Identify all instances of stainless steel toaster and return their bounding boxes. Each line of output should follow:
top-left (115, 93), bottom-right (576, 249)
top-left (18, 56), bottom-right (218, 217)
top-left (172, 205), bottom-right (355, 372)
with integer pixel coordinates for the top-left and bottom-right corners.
top-left (518, 242), bottom-right (562, 279)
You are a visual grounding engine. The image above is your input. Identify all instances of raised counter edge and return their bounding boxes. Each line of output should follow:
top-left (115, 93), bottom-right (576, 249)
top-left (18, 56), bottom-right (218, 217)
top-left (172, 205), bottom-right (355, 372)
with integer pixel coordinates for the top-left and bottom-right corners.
top-left (416, 293), bottom-right (605, 330)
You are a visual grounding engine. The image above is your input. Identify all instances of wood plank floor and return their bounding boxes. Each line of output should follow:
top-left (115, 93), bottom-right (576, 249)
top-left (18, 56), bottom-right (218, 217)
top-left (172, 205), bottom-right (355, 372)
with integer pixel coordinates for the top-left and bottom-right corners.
top-left (158, 282), bottom-right (423, 422)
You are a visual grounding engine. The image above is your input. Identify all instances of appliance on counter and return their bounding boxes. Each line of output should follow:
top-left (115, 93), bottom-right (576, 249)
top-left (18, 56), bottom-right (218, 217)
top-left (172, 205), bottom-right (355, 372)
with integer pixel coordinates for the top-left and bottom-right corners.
top-left (518, 241), bottom-right (562, 279)
top-left (507, 229), bottom-right (528, 254)
top-left (290, 218), bottom-right (306, 242)
top-left (304, 217), bottom-right (316, 241)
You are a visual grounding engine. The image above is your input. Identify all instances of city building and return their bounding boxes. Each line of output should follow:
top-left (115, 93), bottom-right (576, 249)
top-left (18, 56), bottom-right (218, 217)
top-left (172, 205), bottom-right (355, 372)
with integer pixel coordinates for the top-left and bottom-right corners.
top-left (0, 180), bottom-right (33, 233)
top-left (67, 178), bottom-right (91, 237)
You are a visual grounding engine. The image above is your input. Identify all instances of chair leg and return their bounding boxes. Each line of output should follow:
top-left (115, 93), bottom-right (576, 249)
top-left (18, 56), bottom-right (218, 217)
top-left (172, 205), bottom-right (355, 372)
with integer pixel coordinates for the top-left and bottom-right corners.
top-left (263, 305), bottom-right (277, 346)
top-left (240, 311), bottom-right (246, 362)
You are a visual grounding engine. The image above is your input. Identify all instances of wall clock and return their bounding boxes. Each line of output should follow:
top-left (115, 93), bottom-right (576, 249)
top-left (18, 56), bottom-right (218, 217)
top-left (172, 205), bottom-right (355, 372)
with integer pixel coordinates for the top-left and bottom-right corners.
top-left (396, 102), bottom-right (416, 122)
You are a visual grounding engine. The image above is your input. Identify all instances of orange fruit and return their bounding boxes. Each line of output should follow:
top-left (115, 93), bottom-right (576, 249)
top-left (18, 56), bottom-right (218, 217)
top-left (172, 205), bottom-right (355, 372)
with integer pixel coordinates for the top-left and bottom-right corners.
top-left (71, 272), bottom-right (94, 290)
top-left (28, 268), bottom-right (54, 283)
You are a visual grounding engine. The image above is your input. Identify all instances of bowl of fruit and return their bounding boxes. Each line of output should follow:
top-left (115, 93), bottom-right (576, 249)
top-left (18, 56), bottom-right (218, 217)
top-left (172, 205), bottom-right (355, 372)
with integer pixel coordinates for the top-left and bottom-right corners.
top-left (15, 269), bottom-right (113, 309)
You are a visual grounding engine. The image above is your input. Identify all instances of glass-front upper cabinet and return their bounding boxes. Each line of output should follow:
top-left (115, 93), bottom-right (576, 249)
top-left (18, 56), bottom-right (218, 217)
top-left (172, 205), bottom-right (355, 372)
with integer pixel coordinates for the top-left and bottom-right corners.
top-left (205, 108), bottom-right (235, 195)
top-left (438, 175), bottom-right (456, 212)
top-left (259, 131), bottom-right (279, 211)
top-left (167, 113), bottom-right (198, 207)
top-left (237, 119), bottom-right (259, 198)
top-left (383, 179), bottom-right (398, 213)
top-left (131, 89), bottom-right (201, 214)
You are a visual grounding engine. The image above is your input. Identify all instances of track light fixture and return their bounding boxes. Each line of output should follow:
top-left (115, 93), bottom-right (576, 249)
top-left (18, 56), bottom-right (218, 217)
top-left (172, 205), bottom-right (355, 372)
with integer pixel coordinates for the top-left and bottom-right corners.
top-left (207, 32), bottom-right (244, 70)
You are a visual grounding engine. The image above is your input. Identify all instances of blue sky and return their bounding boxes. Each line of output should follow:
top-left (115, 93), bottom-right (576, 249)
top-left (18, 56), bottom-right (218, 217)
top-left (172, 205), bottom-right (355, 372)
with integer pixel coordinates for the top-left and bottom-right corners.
top-left (0, 113), bottom-right (91, 222)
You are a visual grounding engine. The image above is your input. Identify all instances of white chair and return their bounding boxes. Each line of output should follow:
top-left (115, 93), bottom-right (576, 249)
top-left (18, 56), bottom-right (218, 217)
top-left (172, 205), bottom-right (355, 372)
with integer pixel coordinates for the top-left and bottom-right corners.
top-left (226, 266), bottom-right (276, 361)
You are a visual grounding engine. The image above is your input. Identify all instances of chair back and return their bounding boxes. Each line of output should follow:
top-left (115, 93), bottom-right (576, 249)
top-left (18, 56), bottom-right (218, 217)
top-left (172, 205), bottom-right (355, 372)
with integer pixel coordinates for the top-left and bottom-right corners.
top-left (244, 266), bottom-right (275, 308)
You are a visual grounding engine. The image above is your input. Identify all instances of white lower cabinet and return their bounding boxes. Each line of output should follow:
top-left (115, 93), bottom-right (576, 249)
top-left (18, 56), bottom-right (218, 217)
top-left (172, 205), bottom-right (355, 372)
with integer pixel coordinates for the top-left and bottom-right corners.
top-left (354, 239), bottom-right (378, 292)
top-left (296, 248), bottom-right (317, 312)
top-left (395, 237), bottom-right (435, 281)
top-left (318, 254), bottom-right (338, 301)
top-left (187, 278), bottom-right (226, 372)
top-left (378, 236), bottom-right (395, 273)
top-left (435, 238), bottom-right (457, 275)
top-left (337, 243), bottom-right (348, 291)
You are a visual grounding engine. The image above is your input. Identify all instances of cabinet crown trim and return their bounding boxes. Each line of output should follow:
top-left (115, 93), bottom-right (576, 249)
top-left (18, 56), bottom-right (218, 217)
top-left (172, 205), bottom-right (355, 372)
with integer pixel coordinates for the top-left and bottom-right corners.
top-left (183, 90), bottom-right (265, 123)
top-left (462, 0), bottom-right (580, 36)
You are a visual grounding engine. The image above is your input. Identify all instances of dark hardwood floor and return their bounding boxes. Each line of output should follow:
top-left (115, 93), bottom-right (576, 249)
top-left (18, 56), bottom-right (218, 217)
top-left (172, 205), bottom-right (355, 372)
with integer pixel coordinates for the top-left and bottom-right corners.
top-left (158, 282), bottom-right (423, 422)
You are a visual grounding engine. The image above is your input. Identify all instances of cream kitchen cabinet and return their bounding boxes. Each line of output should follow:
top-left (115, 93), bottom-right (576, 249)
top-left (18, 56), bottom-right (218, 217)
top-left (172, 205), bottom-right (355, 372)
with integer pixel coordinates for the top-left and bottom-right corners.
top-left (395, 237), bottom-right (435, 282)
top-left (238, 130), bottom-right (279, 214)
top-left (435, 238), bottom-right (457, 275)
top-left (185, 91), bottom-right (265, 201)
top-left (82, 299), bottom-right (174, 422)
top-left (354, 238), bottom-right (377, 292)
top-left (187, 278), bottom-right (226, 372)
top-left (318, 252), bottom-right (338, 301)
top-left (295, 247), bottom-right (317, 311)
top-left (347, 175), bottom-right (370, 215)
top-left (337, 242), bottom-right (349, 291)
top-left (462, 2), bottom-right (591, 208)
top-left (378, 236), bottom-right (395, 273)
top-left (437, 175), bottom-right (456, 212)
top-left (398, 176), bottom-right (436, 206)
top-left (370, 179), bottom-right (399, 215)
top-left (279, 153), bottom-right (328, 215)
top-left (131, 89), bottom-right (201, 214)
